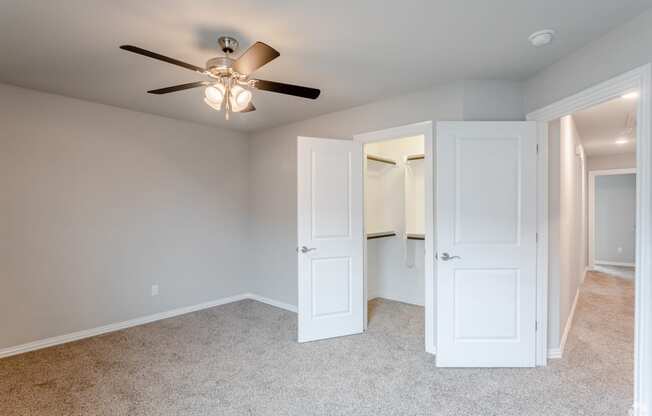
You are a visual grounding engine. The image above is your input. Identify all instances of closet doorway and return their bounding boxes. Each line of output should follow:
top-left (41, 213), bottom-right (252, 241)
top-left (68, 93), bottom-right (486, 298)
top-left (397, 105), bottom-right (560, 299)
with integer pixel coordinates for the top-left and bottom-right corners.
top-left (355, 122), bottom-right (435, 354)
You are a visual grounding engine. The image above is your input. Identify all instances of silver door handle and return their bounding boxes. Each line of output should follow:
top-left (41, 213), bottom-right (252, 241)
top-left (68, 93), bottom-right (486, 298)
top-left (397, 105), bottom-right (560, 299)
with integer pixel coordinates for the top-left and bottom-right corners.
top-left (440, 252), bottom-right (461, 261)
top-left (299, 246), bottom-right (317, 253)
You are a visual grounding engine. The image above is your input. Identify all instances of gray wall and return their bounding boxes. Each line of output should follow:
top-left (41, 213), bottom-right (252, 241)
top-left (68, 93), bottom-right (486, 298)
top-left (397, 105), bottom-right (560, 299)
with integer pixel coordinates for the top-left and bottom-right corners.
top-left (548, 116), bottom-right (587, 347)
top-left (0, 83), bottom-right (250, 349)
top-left (548, 116), bottom-right (588, 349)
top-left (462, 80), bottom-right (525, 121)
top-left (552, 116), bottom-right (587, 349)
top-left (595, 174), bottom-right (637, 265)
top-left (248, 80), bottom-right (524, 307)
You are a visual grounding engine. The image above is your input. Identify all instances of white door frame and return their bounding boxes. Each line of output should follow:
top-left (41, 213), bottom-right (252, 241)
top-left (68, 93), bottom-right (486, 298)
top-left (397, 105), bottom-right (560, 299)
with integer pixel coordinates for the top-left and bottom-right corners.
top-left (353, 121), bottom-right (436, 354)
top-left (527, 64), bottom-right (652, 416)
top-left (588, 168), bottom-right (637, 269)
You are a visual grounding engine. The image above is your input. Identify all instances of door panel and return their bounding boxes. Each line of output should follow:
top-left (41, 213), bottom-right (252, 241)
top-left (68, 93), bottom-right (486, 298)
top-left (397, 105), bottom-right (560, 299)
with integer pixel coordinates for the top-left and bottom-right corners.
top-left (455, 137), bottom-right (520, 244)
top-left (298, 137), bottom-right (363, 343)
top-left (311, 151), bottom-right (351, 238)
top-left (311, 257), bottom-right (351, 317)
top-left (436, 122), bottom-right (537, 367)
top-left (454, 268), bottom-right (519, 340)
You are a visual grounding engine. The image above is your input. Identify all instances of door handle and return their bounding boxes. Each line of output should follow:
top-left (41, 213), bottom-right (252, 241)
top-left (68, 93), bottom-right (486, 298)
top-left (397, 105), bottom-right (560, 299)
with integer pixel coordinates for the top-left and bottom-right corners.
top-left (299, 246), bottom-right (317, 254)
top-left (440, 252), bottom-right (461, 261)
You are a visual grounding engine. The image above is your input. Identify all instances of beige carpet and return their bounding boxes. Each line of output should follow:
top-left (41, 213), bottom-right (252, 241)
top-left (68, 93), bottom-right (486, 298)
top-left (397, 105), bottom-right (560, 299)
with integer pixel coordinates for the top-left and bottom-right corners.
top-left (0, 271), bottom-right (634, 415)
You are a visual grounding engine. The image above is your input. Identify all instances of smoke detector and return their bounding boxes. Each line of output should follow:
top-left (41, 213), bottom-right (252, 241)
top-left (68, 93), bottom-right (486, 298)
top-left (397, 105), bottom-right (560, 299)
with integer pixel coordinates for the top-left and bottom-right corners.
top-left (529, 29), bottom-right (555, 47)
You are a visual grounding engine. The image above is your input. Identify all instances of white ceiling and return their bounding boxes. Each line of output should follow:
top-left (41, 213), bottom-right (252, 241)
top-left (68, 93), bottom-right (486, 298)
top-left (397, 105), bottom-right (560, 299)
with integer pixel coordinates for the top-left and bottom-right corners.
top-left (574, 96), bottom-right (638, 156)
top-left (1, 0), bottom-right (650, 132)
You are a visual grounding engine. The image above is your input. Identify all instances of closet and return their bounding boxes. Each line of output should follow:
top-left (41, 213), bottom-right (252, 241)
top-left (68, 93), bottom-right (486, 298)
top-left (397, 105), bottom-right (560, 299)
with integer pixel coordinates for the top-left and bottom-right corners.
top-left (365, 135), bottom-right (425, 306)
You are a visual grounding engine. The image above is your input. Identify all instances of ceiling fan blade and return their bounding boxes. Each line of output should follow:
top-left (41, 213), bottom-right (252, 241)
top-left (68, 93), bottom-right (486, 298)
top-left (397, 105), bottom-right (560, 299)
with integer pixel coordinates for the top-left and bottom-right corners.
top-left (147, 81), bottom-right (211, 95)
top-left (240, 102), bottom-right (256, 113)
top-left (250, 79), bottom-right (320, 99)
top-left (232, 42), bottom-right (280, 75)
top-left (120, 45), bottom-right (205, 74)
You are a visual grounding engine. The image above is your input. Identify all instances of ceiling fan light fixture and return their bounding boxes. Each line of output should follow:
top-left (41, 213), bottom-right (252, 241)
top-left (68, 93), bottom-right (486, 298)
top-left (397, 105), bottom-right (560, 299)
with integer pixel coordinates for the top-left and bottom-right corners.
top-left (205, 84), bottom-right (225, 104)
top-left (230, 85), bottom-right (253, 112)
top-left (204, 97), bottom-right (222, 111)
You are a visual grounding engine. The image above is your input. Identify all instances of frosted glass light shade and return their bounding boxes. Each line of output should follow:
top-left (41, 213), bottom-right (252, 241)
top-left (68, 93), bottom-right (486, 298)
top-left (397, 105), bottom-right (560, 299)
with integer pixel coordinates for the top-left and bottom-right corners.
top-left (205, 84), bottom-right (225, 104)
top-left (204, 97), bottom-right (222, 111)
top-left (230, 85), bottom-right (252, 112)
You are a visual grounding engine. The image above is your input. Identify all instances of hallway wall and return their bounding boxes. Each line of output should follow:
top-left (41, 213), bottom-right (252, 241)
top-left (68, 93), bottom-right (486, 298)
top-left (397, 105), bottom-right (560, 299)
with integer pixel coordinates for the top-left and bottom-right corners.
top-left (548, 115), bottom-right (587, 350)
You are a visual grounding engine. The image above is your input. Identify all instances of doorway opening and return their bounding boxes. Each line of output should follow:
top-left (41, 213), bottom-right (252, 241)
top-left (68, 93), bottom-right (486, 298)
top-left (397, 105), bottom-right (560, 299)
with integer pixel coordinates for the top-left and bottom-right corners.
top-left (364, 135), bottom-right (426, 342)
top-left (355, 121), bottom-right (436, 354)
top-left (546, 93), bottom-right (638, 410)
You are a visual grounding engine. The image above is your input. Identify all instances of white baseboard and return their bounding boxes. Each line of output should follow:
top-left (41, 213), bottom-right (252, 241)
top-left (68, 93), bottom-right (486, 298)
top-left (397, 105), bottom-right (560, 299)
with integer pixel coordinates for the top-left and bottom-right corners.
top-left (548, 288), bottom-right (580, 360)
top-left (595, 260), bottom-right (636, 267)
top-left (244, 293), bottom-right (298, 313)
top-left (547, 348), bottom-right (562, 359)
top-left (0, 293), bottom-right (296, 360)
top-left (591, 265), bottom-right (636, 280)
top-left (369, 294), bottom-right (424, 307)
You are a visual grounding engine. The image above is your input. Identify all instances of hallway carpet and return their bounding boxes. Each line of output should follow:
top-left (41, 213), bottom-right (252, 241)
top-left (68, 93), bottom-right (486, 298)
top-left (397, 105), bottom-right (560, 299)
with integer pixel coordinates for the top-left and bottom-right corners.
top-left (0, 272), bottom-right (634, 415)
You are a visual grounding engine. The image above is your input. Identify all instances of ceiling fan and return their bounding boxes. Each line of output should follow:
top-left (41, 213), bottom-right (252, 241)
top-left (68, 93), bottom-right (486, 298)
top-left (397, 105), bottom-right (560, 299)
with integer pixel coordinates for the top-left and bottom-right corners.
top-left (120, 36), bottom-right (320, 119)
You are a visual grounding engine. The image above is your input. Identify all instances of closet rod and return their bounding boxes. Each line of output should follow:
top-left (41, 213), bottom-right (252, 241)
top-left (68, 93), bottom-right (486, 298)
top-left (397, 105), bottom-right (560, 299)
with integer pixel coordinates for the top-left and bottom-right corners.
top-left (367, 154), bottom-right (397, 165)
top-left (406, 233), bottom-right (425, 240)
top-left (406, 154), bottom-right (425, 161)
top-left (367, 231), bottom-right (397, 240)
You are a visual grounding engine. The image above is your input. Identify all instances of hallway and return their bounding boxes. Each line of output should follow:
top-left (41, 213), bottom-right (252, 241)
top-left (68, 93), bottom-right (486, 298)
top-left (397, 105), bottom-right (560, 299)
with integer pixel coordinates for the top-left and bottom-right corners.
top-left (557, 270), bottom-right (635, 412)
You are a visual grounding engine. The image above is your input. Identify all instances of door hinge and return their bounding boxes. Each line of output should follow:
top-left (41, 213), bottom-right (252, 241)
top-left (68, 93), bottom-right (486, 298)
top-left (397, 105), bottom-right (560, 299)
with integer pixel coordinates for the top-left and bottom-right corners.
top-left (535, 321), bottom-right (539, 331)
top-left (536, 232), bottom-right (539, 243)
top-left (536, 144), bottom-right (539, 154)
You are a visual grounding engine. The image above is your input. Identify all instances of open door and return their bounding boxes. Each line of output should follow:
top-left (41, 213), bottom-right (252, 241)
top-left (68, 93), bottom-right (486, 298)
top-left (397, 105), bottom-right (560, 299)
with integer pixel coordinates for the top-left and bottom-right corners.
top-left (297, 136), bottom-right (364, 343)
top-left (436, 122), bottom-right (538, 367)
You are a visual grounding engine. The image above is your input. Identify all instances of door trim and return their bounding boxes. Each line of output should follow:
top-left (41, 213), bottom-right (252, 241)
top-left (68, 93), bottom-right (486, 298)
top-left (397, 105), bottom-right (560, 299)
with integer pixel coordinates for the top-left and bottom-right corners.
top-left (354, 121), bottom-right (436, 354)
top-left (527, 64), bottom-right (652, 416)
top-left (588, 168), bottom-right (637, 270)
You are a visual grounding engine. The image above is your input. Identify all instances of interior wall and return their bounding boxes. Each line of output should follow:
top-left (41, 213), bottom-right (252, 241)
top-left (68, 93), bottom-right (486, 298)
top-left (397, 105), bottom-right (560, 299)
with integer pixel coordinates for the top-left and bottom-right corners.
top-left (594, 173), bottom-right (637, 265)
top-left (548, 115), bottom-right (587, 349)
top-left (365, 136), bottom-right (425, 306)
top-left (0, 83), bottom-right (250, 350)
top-left (462, 80), bottom-right (525, 121)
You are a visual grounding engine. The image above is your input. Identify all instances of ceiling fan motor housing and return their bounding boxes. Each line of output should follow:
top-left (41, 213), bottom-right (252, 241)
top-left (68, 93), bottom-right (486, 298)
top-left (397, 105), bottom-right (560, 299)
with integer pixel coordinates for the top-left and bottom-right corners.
top-left (206, 56), bottom-right (235, 77)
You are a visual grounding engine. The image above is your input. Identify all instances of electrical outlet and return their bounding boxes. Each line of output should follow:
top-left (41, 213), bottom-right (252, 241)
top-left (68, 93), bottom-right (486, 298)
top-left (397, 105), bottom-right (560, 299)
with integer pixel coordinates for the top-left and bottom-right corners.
top-left (617, 246), bottom-right (623, 254)
top-left (151, 284), bottom-right (159, 297)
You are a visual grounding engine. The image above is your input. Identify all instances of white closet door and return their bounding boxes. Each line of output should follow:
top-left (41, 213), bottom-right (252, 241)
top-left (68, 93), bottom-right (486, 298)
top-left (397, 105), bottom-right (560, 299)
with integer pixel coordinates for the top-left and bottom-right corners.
top-left (297, 136), bottom-right (364, 343)
top-left (436, 122), bottom-right (538, 367)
